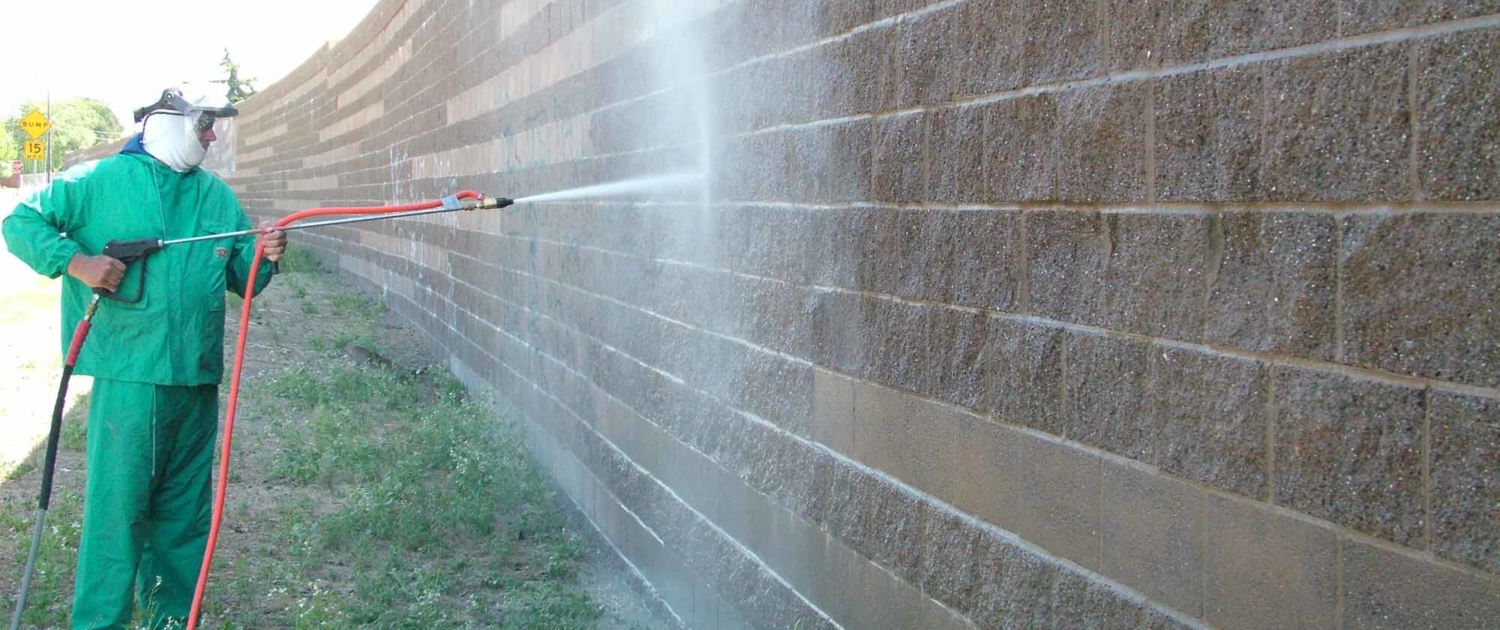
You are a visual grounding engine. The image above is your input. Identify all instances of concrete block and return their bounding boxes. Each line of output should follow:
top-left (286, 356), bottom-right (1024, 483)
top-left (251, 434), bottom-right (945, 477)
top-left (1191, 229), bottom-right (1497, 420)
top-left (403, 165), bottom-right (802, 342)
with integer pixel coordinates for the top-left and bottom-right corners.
top-left (895, 209), bottom-right (958, 303)
top-left (984, 93), bottom-right (1060, 202)
top-left (805, 208), bottom-right (863, 288)
top-left (925, 307), bottom-right (987, 411)
top-left (860, 478), bottom-right (925, 584)
top-left (821, 460), bottom-right (872, 554)
top-left (692, 578), bottom-right (717, 629)
top-left (1207, 211), bottom-right (1338, 361)
top-left (1049, 571), bottom-right (1147, 630)
top-left (1064, 332), bottom-right (1154, 453)
top-left (764, 507), bottom-right (825, 599)
top-left (930, 104), bottom-right (989, 203)
top-left (1146, 346), bottom-right (1270, 498)
top-left (1418, 29), bottom-right (1500, 201)
top-left (807, 27), bottom-right (894, 121)
top-left (973, 421), bottom-right (1104, 570)
top-left (1263, 44), bottom-right (1411, 201)
top-left (742, 278), bottom-right (813, 359)
top-left (889, 3), bottom-right (952, 108)
top-left (987, 318), bottom-right (1067, 434)
top-left (1144, 610), bottom-right (1197, 630)
top-left (1014, 0), bottom-right (1105, 84)
top-left (784, 119), bottom-right (874, 203)
top-left (845, 558), bottom-right (921, 630)
top-left (872, 299), bottom-right (930, 395)
top-left (1342, 212), bottom-right (1500, 389)
top-left (1055, 83), bottom-right (1150, 203)
top-left (873, 112), bottom-right (927, 204)
top-left (1204, 492), bottom-right (1339, 630)
top-left (808, 289), bottom-right (873, 380)
top-left (1025, 209), bottom-right (1112, 328)
top-left (1028, 211), bottom-right (1207, 339)
top-left (1155, 67), bottom-right (1265, 202)
top-left (1106, 212), bottom-right (1209, 339)
top-left (968, 534), bottom-right (1058, 630)
top-left (853, 208), bottom-right (905, 296)
top-left (1342, 0), bottom-right (1500, 34)
top-left (854, 382), bottom-right (913, 483)
top-left (809, 529), bottom-right (858, 624)
top-left (918, 508), bottom-right (985, 614)
top-left (1344, 539), bottom-right (1500, 630)
top-left (717, 206), bottom-right (811, 284)
top-left (1429, 391), bottom-right (1500, 573)
top-left (1101, 465), bottom-right (1206, 616)
top-left (1110, 0), bottom-right (1336, 69)
top-left (892, 0), bottom-right (1022, 107)
top-left (949, 210), bottom-right (1025, 312)
top-left (1274, 367), bottom-right (1426, 547)
top-left (907, 396), bottom-right (985, 512)
top-left (752, 428), bottom-right (826, 525)
top-left (813, 368), bottom-right (855, 456)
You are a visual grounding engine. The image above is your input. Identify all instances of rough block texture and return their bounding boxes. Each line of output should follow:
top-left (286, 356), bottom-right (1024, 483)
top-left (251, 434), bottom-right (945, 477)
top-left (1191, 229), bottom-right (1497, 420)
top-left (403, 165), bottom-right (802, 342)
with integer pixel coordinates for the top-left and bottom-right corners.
top-left (1342, 212), bottom-right (1500, 388)
top-left (1429, 391), bottom-right (1500, 573)
top-left (1274, 368), bottom-right (1426, 546)
top-left (1263, 45), bottom-right (1412, 202)
top-left (56, 1), bottom-right (1500, 627)
top-left (1206, 211), bottom-right (1337, 361)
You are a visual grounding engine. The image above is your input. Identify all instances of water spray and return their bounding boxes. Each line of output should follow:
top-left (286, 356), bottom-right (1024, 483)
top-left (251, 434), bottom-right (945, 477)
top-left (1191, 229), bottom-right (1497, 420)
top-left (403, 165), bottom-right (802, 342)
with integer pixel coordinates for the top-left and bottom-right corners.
top-left (511, 171), bottom-right (703, 204)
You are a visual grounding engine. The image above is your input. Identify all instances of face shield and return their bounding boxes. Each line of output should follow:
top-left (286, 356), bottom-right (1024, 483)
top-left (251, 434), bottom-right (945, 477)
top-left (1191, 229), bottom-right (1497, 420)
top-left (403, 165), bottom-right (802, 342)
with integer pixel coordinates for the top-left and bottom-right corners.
top-left (135, 86), bottom-right (239, 175)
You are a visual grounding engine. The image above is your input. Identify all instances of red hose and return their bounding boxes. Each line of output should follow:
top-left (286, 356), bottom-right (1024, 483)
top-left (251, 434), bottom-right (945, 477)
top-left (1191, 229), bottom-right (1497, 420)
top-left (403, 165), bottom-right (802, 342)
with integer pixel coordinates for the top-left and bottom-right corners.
top-left (186, 190), bottom-right (482, 629)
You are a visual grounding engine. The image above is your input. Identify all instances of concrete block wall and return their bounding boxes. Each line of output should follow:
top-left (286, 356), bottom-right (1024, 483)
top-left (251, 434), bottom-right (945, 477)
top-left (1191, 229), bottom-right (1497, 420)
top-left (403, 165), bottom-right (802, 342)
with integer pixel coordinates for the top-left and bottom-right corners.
top-left (69, 1), bottom-right (1500, 628)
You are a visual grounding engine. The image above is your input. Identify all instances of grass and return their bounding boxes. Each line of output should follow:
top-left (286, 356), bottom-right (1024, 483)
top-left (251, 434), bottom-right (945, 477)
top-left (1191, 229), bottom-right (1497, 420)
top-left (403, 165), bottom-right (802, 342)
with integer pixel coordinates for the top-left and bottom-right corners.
top-left (244, 362), bottom-right (601, 628)
top-left (277, 248), bottom-right (321, 274)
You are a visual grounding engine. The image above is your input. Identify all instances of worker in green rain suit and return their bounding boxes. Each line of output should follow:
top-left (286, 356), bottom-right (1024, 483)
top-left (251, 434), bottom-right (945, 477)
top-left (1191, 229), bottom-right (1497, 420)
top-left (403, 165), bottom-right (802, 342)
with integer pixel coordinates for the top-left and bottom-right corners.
top-left (1, 85), bottom-right (287, 630)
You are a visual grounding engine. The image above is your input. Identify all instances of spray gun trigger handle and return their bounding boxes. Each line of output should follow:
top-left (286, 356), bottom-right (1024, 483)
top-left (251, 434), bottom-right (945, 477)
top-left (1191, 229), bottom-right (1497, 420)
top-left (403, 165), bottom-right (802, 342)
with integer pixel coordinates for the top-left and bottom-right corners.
top-left (95, 238), bottom-right (164, 303)
top-left (100, 238), bottom-right (164, 263)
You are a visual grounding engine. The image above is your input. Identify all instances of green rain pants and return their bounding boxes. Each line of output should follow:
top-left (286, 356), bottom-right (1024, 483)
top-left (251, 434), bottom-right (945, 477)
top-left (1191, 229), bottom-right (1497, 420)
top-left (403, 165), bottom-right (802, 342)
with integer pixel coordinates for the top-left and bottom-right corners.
top-left (72, 379), bottom-right (217, 630)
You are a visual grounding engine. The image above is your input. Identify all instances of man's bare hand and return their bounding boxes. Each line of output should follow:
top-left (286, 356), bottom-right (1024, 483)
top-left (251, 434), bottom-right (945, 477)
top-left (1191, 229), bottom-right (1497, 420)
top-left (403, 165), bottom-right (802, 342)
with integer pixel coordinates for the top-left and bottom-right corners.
top-left (68, 253), bottom-right (126, 291)
top-left (260, 221), bottom-right (287, 262)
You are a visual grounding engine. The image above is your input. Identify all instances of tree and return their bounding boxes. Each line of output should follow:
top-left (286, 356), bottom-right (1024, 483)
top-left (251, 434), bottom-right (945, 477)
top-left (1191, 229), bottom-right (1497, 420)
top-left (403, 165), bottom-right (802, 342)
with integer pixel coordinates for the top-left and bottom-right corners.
top-left (214, 48), bottom-right (258, 104)
top-left (4, 98), bottom-right (125, 174)
top-left (0, 128), bottom-right (15, 177)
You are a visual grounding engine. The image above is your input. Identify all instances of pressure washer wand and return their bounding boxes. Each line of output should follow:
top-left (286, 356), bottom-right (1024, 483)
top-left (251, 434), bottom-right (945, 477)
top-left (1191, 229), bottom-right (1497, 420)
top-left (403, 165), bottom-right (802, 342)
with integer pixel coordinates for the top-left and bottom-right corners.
top-left (9, 295), bottom-right (102, 630)
top-left (163, 197), bottom-right (514, 247)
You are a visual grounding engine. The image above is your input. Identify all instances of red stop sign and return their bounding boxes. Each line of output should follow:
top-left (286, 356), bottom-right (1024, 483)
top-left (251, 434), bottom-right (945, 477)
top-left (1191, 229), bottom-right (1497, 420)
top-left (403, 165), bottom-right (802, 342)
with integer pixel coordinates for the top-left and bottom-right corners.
top-left (9, 160), bottom-right (19, 173)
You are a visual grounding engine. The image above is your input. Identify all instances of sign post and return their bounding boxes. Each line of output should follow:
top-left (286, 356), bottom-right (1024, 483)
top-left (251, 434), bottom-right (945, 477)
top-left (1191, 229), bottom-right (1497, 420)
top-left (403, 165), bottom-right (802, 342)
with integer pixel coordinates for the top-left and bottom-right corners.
top-left (20, 108), bottom-right (52, 182)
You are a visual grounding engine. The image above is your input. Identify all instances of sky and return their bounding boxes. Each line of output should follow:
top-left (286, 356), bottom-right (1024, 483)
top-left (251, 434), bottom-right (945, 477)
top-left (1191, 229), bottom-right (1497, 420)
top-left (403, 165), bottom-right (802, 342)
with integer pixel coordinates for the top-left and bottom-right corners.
top-left (0, 0), bottom-right (378, 134)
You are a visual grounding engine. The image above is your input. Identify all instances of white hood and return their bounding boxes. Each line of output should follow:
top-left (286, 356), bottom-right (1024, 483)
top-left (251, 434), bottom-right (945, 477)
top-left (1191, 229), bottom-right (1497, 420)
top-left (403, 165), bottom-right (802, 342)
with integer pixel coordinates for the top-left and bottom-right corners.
top-left (142, 114), bottom-right (206, 172)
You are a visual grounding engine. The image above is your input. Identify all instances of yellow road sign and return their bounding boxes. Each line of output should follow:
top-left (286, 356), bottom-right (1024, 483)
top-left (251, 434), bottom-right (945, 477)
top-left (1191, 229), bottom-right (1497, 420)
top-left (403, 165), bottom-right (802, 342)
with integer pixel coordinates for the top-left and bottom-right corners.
top-left (20, 110), bottom-right (51, 139)
top-left (23, 140), bottom-right (45, 160)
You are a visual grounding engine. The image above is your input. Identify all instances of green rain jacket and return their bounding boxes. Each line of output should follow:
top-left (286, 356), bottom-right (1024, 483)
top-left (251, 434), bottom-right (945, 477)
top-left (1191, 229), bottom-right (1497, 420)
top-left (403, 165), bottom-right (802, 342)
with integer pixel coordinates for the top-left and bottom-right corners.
top-left (2, 151), bottom-right (273, 386)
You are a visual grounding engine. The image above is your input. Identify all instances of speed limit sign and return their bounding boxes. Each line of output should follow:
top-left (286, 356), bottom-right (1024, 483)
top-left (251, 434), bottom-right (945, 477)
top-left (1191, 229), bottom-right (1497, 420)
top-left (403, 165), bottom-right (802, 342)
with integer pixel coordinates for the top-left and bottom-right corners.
top-left (23, 141), bottom-right (45, 160)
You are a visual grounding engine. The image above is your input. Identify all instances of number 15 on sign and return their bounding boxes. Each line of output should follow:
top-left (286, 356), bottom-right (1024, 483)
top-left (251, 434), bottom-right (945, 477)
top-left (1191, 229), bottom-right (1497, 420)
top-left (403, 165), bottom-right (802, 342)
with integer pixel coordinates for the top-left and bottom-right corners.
top-left (23, 141), bottom-right (44, 160)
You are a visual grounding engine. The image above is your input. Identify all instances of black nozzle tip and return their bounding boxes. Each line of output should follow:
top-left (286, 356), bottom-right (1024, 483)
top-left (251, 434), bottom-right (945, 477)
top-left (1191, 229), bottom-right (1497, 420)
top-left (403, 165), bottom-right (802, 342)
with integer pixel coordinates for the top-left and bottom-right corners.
top-left (495, 197), bottom-right (514, 208)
